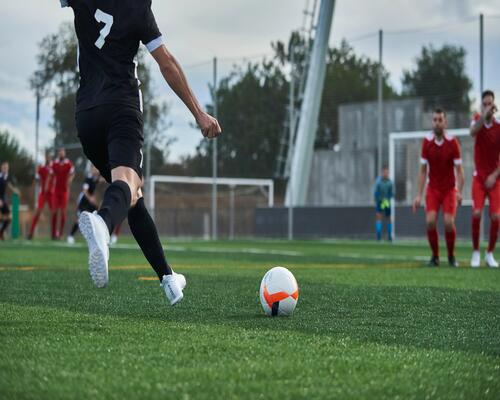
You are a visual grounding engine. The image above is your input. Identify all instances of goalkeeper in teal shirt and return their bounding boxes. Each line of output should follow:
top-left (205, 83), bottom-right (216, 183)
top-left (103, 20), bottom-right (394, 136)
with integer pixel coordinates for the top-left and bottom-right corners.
top-left (373, 166), bottom-right (394, 241)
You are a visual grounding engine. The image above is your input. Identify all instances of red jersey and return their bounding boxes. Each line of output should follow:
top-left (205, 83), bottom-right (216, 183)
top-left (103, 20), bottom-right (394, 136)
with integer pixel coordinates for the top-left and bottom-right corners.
top-left (36, 163), bottom-right (54, 194)
top-left (421, 133), bottom-right (462, 192)
top-left (471, 113), bottom-right (500, 181)
top-left (52, 158), bottom-right (74, 193)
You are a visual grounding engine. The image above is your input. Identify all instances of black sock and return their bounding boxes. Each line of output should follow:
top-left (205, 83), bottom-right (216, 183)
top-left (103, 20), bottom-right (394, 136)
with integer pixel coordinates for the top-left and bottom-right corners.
top-left (128, 197), bottom-right (172, 281)
top-left (70, 222), bottom-right (79, 236)
top-left (0, 219), bottom-right (10, 234)
top-left (98, 180), bottom-right (131, 235)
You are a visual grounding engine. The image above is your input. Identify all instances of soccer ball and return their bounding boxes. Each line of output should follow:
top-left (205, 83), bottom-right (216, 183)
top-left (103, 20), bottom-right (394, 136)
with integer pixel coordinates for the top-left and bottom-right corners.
top-left (259, 266), bottom-right (299, 317)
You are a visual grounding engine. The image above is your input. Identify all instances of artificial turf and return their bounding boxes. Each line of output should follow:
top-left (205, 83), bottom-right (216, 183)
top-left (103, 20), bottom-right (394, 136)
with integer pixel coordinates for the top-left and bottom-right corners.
top-left (1, 238), bottom-right (499, 399)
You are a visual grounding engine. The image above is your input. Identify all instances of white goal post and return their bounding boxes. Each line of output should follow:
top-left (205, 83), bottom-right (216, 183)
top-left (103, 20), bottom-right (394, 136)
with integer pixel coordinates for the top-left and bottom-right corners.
top-left (388, 128), bottom-right (471, 240)
top-left (147, 176), bottom-right (274, 236)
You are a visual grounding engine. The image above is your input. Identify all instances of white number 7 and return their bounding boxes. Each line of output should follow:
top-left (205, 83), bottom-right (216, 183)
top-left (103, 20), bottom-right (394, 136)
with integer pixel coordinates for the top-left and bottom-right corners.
top-left (94, 9), bottom-right (113, 49)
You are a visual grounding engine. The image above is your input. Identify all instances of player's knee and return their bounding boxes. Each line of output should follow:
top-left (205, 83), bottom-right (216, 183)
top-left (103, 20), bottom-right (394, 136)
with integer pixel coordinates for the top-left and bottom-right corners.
top-left (426, 220), bottom-right (437, 230)
top-left (491, 213), bottom-right (500, 222)
top-left (472, 210), bottom-right (482, 218)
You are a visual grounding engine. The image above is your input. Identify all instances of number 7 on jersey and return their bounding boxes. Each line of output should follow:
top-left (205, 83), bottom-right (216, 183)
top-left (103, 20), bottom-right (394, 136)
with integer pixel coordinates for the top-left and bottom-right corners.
top-left (94, 9), bottom-right (113, 49)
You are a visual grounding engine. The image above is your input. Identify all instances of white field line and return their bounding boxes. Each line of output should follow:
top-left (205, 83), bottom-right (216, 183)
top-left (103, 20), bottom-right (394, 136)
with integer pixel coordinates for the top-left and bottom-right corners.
top-left (20, 241), bottom-right (303, 257)
top-left (337, 252), bottom-right (429, 261)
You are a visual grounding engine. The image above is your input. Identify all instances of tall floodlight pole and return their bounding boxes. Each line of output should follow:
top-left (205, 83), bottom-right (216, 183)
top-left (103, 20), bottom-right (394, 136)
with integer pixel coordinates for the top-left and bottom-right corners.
top-left (288, 46), bottom-right (296, 240)
top-left (285, 0), bottom-right (336, 206)
top-left (377, 29), bottom-right (384, 175)
top-left (212, 57), bottom-right (218, 240)
top-left (34, 90), bottom-right (41, 208)
top-left (479, 13), bottom-right (484, 96)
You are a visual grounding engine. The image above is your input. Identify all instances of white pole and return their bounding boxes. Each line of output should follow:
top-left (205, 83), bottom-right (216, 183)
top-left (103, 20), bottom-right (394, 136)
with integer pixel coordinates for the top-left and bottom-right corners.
top-left (212, 57), bottom-right (218, 240)
top-left (377, 29), bottom-right (384, 173)
top-left (388, 134), bottom-right (396, 240)
top-left (285, 0), bottom-right (336, 206)
top-left (229, 185), bottom-right (235, 240)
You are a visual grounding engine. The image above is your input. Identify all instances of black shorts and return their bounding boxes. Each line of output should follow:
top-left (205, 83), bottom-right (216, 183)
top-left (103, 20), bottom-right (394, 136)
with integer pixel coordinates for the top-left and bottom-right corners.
top-left (76, 104), bottom-right (144, 183)
top-left (1, 199), bottom-right (10, 215)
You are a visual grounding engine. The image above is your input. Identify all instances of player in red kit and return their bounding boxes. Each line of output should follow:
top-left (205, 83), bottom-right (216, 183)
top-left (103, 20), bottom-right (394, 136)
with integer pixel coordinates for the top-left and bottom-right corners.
top-left (51, 147), bottom-right (74, 239)
top-left (413, 109), bottom-right (464, 267)
top-left (470, 90), bottom-right (500, 268)
top-left (28, 152), bottom-right (55, 239)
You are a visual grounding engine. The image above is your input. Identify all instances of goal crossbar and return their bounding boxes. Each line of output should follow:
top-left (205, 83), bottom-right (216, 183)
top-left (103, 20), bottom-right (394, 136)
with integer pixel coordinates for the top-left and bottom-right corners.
top-left (148, 175), bottom-right (275, 211)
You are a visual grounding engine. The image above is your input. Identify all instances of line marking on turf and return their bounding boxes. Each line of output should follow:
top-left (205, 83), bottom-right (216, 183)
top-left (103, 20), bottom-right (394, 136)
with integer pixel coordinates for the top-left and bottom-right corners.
top-left (337, 252), bottom-right (429, 262)
top-left (19, 241), bottom-right (303, 257)
top-left (110, 265), bottom-right (149, 271)
top-left (137, 276), bottom-right (158, 281)
top-left (0, 266), bottom-right (36, 271)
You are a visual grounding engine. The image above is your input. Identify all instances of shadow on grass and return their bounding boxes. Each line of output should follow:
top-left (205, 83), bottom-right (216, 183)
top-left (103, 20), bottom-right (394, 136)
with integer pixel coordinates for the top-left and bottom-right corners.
top-left (1, 269), bottom-right (500, 357)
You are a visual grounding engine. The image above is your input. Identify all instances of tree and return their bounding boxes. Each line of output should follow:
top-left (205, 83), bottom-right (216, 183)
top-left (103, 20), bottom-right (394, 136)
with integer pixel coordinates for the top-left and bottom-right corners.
top-left (31, 22), bottom-right (172, 171)
top-left (185, 34), bottom-right (397, 179)
top-left (185, 60), bottom-right (288, 178)
top-left (0, 129), bottom-right (35, 185)
top-left (402, 45), bottom-right (472, 112)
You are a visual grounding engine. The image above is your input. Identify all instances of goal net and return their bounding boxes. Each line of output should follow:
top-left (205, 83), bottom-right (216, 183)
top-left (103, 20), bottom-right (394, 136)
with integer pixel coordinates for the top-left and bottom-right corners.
top-left (147, 175), bottom-right (274, 238)
top-left (389, 128), bottom-right (474, 239)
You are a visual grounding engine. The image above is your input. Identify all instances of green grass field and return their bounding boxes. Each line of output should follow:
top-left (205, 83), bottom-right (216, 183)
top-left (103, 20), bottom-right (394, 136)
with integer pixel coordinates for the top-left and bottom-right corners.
top-left (1, 238), bottom-right (500, 399)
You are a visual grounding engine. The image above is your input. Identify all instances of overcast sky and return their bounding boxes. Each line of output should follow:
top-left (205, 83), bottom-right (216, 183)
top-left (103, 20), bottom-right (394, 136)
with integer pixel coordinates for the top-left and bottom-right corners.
top-left (0, 0), bottom-right (499, 164)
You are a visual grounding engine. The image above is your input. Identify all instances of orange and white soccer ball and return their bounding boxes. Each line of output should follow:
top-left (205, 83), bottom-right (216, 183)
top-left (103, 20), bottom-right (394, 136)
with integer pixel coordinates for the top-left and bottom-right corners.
top-left (259, 266), bottom-right (299, 317)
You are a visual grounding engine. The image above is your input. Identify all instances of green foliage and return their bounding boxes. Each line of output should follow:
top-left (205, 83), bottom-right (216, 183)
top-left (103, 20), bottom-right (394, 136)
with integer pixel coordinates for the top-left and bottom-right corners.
top-left (186, 35), bottom-right (397, 178)
top-left (0, 129), bottom-right (34, 185)
top-left (1, 239), bottom-right (500, 399)
top-left (402, 45), bottom-right (472, 112)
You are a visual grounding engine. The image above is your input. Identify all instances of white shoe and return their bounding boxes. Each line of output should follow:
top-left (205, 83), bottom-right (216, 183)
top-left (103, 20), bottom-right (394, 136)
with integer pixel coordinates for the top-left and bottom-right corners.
top-left (161, 274), bottom-right (183, 305)
top-left (79, 211), bottom-right (110, 288)
top-left (470, 250), bottom-right (481, 268)
top-left (67, 235), bottom-right (75, 245)
top-left (485, 252), bottom-right (499, 268)
top-left (173, 272), bottom-right (186, 290)
top-left (110, 234), bottom-right (118, 245)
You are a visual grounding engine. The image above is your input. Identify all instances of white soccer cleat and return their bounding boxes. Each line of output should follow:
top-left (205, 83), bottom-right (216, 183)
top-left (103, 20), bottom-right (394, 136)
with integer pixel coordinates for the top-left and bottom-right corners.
top-left (79, 211), bottom-right (110, 288)
top-left (485, 252), bottom-right (499, 268)
top-left (173, 272), bottom-right (186, 290)
top-left (110, 234), bottom-right (118, 246)
top-left (470, 251), bottom-right (481, 268)
top-left (161, 274), bottom-right (184, 305)
top-left (67, 235), bottom-right (75, 245)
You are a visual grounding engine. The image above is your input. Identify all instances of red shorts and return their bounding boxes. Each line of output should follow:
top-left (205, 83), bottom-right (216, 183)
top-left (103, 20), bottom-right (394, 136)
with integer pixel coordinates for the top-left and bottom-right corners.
top-left (37, 192), bottom-right (54, 211)
top-left (53, 191), bottom-right (69, 210)
top-left (425, 187), bottom-right (457, 216)
top-left (472, 176), bottom-right (500, 215)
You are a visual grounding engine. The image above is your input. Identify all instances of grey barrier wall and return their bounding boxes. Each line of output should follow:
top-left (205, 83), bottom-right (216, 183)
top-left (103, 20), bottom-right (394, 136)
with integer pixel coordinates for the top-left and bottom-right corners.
top-left (255, 205), bottom-right (491, 240)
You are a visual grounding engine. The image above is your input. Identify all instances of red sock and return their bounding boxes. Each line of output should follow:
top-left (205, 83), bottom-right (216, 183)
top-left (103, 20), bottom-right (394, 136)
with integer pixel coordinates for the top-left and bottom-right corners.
top-left (445, 228), bottom-right (456, 258)
top-left (472, 215), bottom-right (481, 251)
top-left (487, 218), bottom-right (499, 253)
top-left (51, 212), bottom-right (58, 238)
top-left (427, 228), bottom-right (439, 257)
top-left (29, 212), bottom-right (40, 236)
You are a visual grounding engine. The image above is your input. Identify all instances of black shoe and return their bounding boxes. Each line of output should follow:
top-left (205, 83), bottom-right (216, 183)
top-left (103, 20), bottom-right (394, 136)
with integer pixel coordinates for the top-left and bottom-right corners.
top-left (27, 234), bottom-right (33, 240)
top-left (427, 256), bottom-right (439, 267)
top-left (448, 256), bottom-right (459, 267)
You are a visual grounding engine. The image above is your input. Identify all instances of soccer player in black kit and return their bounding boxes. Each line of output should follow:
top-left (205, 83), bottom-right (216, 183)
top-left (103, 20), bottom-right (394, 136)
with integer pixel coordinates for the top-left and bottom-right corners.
top-left (0, 161), bottom-right (20, 240)
top-left (60, 0), bottom-right (221, 305)
top-left (67, 165), bottom-right (101, 244)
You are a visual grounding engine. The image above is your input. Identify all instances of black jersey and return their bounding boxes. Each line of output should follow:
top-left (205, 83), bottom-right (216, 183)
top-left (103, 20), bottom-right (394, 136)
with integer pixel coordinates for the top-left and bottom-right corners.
top-left (60, 0), bottom-right (163, 112)
top-left (78, 174), bottom-right (100, 209)
top-left (83, 174), bottom-right (99, 195)
top-left (0, 173), bottom-right (12, 200)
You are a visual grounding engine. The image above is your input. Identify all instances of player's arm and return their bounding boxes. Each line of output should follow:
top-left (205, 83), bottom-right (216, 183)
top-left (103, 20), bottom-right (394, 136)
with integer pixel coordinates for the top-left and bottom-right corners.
top-left (412, 164), bottom-right (427, 212)
top-left (470, 104), bottom-right (497, 137)
top-left (67, 166), bottom-right (75, 187)
top-left (455, 164), bottom-right (464, 205)
top-left (151, 46), bottom-right (221, 139)
top-left (485, 153), bottom-right (500, 189)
